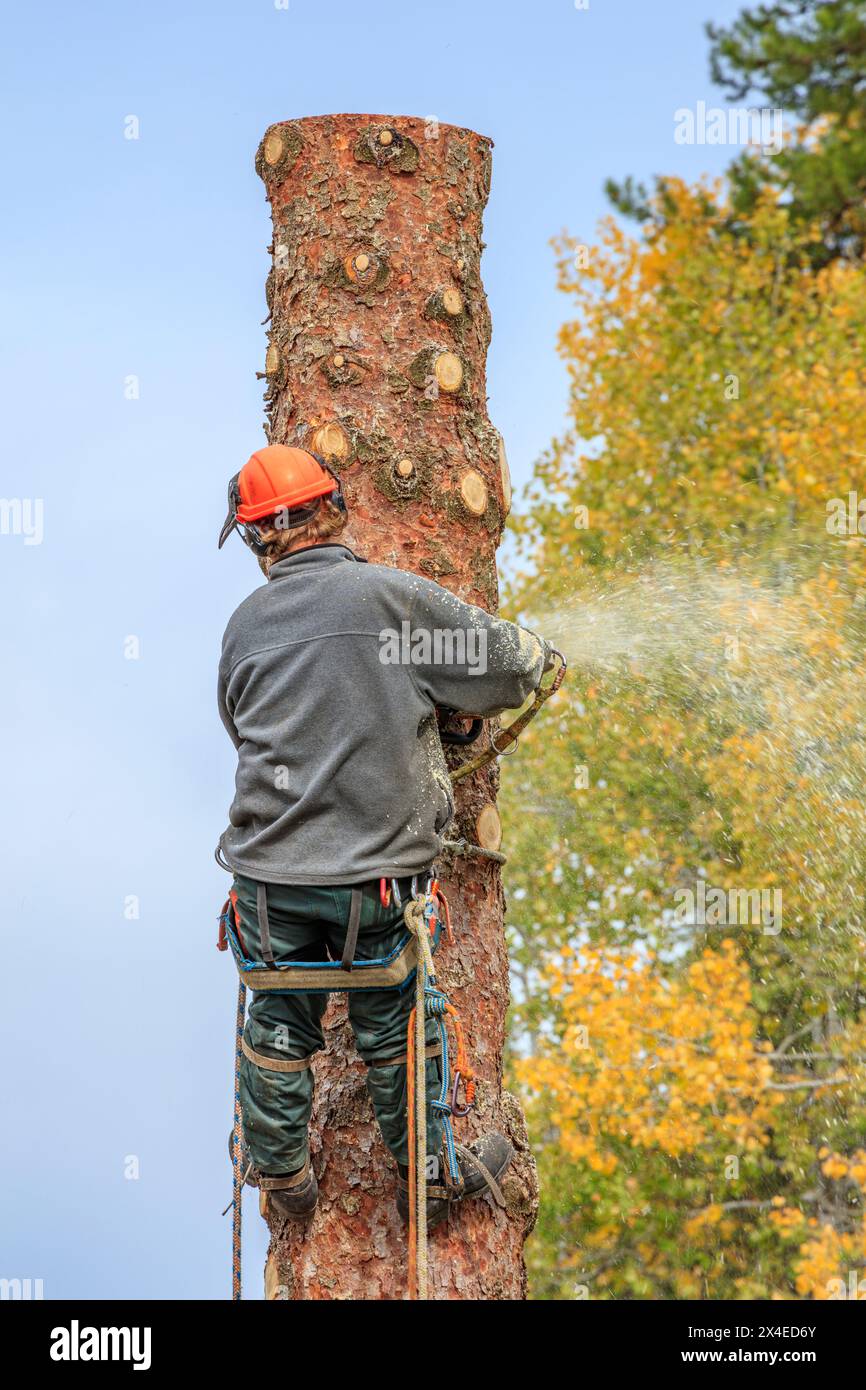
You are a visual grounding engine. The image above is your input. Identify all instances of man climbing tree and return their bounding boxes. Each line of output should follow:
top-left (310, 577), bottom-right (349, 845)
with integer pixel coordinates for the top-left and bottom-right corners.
top-left (217, 442), bottom-right (549, 1234)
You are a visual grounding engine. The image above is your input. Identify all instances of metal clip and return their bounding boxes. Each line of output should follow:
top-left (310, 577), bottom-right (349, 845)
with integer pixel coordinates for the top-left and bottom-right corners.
top-left (450, 1071), bottom-right (473, 1118)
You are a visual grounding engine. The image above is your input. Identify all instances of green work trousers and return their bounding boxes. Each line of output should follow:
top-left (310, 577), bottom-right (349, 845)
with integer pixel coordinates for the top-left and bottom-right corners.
top-left (232, 874), bottom-right (444, 1175)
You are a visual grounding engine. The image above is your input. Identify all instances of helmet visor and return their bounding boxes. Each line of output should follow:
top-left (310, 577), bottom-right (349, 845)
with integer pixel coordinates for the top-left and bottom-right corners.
top-left (218, 475), bottom-right (241, 549)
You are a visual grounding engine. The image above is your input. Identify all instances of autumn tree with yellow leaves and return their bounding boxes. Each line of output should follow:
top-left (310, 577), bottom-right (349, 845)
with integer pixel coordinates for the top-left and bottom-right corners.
top-left (502, 172), bottom-right (866, 1299)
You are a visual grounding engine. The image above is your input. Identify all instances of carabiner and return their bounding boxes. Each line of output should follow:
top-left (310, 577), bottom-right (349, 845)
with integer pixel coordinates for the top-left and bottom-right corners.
top-left (450, 1070), bottom-right (473, 1118)
top-left (390, 877), bottom-right (402, 908)
top-left (490, 727), bottom-right (520, 758)
top-left (379, 877), bottom-right (391, 908)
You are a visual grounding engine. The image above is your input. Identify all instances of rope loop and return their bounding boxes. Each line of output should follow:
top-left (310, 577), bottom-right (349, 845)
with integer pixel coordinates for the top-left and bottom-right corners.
top-left (424, 988), bottom-right (449, 1018)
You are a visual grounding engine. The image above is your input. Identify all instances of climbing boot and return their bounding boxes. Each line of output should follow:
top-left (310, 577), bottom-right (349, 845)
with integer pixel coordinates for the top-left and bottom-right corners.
top-left (396, 1165), bottom-right (453, 1229)
top-left (455, 1131), bottom-right (513, 1203)
top-left (259, 1159), bottom-right (319, 1220)
top-left (396, 1131), bottom-right (514, 1226)
top-left (228, 1130), bottom-right (318, 1217)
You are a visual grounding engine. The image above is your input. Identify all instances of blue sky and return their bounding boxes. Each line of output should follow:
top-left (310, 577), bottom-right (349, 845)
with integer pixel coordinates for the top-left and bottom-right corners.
top-left (1, 0), bottom-right (745, 1299)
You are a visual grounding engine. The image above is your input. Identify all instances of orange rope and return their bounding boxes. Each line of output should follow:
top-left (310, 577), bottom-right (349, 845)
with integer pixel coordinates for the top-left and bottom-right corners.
top-left (434, 887), bottom-right (454, 946)
top-left (406, 1001), bottom-right (419, 1300)
top-left (442, 1001), bottom-right (476, 1109)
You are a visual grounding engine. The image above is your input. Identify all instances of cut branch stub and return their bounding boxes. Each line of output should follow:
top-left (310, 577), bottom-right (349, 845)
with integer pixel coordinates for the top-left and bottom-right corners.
top-left (265, 342), bottom-right (282, 378)
top-left (459, 469), bottom-right (488, 516)
top-left (498, 435), bottom-right (512, 514)
top-left (320, 353), bottom-right (367, 388)
top-left (255, 123), bottom-right (305, 183)
top-left (408, 346), bottom-right (465, 396)
top-left (310, 421), bottom-right (350, 462)
top-left (434, 352), bottom-right (464, 393)
top-left (425, 286), bottom-right (468, 329)
top-left (476, 803), bottom-right (503, 852)
top-left (331, 246), bottom-right (389, 297)
top-left (354, 124), bottom-right (420, 173)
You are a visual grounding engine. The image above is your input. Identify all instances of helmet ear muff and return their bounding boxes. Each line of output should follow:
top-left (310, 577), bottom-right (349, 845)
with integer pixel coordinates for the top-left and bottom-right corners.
top-left (309, 452), bottom-right (347, 515)
top-left (237, 522), bottom-right (272, 557)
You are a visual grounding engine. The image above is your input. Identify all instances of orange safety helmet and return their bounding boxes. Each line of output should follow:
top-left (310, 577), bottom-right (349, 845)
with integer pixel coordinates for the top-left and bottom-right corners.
top-left (218, 445), bottom-right (346, 554)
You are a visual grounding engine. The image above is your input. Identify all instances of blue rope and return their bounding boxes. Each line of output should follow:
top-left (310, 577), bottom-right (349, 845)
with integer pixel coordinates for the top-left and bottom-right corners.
top-left (423, 982), bottom-right (461, 1189)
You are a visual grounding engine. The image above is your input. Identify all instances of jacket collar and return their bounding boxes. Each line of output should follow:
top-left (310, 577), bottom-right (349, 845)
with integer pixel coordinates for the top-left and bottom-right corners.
top-left (267, 543), bottom-right (363, 579)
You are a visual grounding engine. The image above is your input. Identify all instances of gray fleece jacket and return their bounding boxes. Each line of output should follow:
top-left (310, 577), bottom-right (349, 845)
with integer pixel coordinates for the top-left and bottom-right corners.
top-left (218, 543), bottom-right (548, 885)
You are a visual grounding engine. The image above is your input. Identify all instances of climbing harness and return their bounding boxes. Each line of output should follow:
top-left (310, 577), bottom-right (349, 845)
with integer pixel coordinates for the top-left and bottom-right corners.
top-left (223, 883), bottom-right (441, 995)
top-left (218, 876), bottom-right (474, 1302)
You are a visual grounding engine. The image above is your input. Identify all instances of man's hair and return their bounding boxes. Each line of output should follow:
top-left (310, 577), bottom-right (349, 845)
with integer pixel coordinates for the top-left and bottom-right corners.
top-left (253, 498), bottom-right (348, 575)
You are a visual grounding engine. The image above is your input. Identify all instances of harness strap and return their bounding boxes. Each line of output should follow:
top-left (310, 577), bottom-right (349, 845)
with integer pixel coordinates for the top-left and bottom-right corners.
top-left (234, 937), bottom-right (421, 993)
top-left (398, 1173), bottom-right (450, 1201)
top-left (340, 888), bottom-right (363, 972)
top-left (366, 1041), bottom-right (442, 1069)
top-left (259, 1159), bottom-right (311, 1192)
top-left (256, 882), bottom-right (276, 967)
top-left (241, 1037), bottom-right (314, 1074)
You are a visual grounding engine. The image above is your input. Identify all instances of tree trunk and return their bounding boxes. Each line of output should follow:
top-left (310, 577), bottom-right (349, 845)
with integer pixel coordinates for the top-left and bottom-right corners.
top-left (253, 113), bottom-right (537, 1301)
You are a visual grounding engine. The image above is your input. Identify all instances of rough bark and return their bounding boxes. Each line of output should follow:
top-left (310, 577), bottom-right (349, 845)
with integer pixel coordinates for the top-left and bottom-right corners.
top-left (253, 113), bottom-right (537, 1301)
